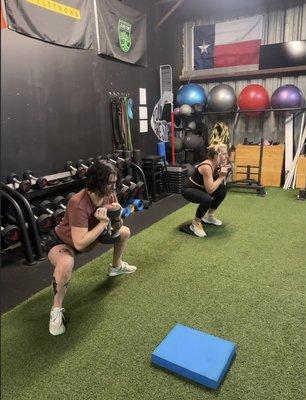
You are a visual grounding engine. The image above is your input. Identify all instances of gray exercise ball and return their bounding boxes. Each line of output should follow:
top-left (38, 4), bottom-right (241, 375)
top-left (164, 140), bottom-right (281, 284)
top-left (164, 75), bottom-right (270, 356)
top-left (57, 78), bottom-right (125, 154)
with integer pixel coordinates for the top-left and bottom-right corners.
top-left (187, 121), bottom-right (196, 130)
top-left (179, 104), bottom-right (192, 116)
top-left (168, 136), bottom-right (183, 152)
top-left (183, 133), bottom-right (205, 150)
top-left (207, 84), bottom-right (237, 112)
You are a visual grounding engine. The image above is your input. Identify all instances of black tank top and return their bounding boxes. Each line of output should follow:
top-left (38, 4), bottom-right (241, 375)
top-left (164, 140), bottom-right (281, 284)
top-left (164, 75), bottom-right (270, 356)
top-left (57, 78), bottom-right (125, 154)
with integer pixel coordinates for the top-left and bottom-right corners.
top-left (189, 161), bottom-right (219, 188)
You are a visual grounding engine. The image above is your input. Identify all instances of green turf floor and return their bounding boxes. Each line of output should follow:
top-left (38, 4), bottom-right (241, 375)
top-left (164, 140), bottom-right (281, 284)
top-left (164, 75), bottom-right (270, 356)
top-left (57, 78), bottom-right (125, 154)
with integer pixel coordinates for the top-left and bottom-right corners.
top-left (2, 188), bottom-right (305, 400)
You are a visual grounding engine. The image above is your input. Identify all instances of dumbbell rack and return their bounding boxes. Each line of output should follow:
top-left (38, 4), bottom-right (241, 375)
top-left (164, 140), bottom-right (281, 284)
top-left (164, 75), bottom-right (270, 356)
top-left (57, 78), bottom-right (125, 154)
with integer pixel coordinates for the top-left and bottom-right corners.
top-left (2, 159), bottom-right (150, 265)
top-left (1, 171), bottom-right (86, 265)
top-left (5, 171), bottom-right (86, 200)
top-left (1, 184), bottom-right (42, 265)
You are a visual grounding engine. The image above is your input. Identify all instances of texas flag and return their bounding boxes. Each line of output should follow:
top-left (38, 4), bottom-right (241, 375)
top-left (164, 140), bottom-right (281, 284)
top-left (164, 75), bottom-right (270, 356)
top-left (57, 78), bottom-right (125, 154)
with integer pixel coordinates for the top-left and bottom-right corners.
top-left (1, 0), bottom-right (7, 29)
top-left (194, 16), bottom-right (263, 70)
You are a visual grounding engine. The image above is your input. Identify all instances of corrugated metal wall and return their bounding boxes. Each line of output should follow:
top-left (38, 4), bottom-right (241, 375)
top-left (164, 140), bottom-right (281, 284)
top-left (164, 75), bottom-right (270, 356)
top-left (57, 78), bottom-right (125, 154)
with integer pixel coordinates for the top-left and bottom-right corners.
top-left (182, 4), bottom-right (306, 145)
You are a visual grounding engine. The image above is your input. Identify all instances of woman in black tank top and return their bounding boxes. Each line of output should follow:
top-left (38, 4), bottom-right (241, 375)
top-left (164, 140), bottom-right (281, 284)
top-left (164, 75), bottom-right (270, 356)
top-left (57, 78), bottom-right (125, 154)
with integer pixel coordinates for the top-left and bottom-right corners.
top-left (182, 143), bottom-right (230, 237)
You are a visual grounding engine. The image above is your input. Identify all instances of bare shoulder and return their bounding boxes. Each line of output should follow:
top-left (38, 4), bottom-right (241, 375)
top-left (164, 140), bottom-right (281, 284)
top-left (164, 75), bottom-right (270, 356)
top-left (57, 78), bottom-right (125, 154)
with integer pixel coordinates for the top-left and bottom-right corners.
top-left (198, 163), bottom-right (213, 176)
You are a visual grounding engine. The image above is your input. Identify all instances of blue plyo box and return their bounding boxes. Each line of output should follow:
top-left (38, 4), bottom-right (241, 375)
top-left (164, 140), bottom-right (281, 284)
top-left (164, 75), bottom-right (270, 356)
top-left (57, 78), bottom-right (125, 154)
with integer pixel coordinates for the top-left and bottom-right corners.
top-left (151, 324), bottom-right (236, 389)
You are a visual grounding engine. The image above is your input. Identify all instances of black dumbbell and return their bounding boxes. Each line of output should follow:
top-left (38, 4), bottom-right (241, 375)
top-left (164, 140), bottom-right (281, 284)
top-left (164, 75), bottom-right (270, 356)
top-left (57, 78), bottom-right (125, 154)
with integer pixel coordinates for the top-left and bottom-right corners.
top-left (7, 173), bottom-right (31, 193)
top-left (66, 192), bottom-right (76, 201)
top-left (6, 206), bottom-right (52, 234)
top-left (65, 161), bottom-right (87, 179)
top-left (1, 222), bottom-right (21, 246)
top-left (53, 193), bottom-right (75, 211)
top-left (39, 200), bottom-right (65, 226)
top-left (31, 205), bottom-right (53, 233)
top-left (114, 152), bottom-right (132, 165)
top-left (76, 158), bottom-right (95, 171)
top-left (23, 170), bottom-right (48, 189)
top-left (123, 175), bottom-right (144, 197)
top-left (97, 205), bottom-right (122, 244)
top-left (116, 181), bottom-right (132, 203)
top-left (104, 154), bottom-right (125, 170)
top-left (53, 195), bottom-right (70, 211)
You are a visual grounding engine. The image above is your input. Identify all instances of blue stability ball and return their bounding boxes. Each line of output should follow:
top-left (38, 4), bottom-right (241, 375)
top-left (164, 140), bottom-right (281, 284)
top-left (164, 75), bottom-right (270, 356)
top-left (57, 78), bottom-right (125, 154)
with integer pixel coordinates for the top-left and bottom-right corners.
top-left (177, 84), bottom-right (207, 107)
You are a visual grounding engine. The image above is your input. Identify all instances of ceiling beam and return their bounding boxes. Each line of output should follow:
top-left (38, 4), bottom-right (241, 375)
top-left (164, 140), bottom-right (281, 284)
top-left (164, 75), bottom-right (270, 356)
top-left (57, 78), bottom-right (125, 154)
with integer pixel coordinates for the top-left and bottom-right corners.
top-left (155, 0), bottom-right (177, 4)
top-left (155, 0), bottom-right (184, 30)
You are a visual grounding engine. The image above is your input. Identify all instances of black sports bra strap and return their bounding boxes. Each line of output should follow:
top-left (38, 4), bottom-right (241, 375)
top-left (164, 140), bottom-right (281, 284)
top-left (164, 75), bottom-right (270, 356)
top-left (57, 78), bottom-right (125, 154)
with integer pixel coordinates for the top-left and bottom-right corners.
top-left (197, 162), bottom-right (213, 172)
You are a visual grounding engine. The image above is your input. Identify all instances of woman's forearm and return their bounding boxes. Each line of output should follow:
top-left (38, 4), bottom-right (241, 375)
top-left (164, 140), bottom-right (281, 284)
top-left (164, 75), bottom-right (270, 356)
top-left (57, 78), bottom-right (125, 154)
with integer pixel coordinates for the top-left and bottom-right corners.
top-left (207, 177), bottom-right (224, 194)
top-left (76, 222), bottom-right (108, 251)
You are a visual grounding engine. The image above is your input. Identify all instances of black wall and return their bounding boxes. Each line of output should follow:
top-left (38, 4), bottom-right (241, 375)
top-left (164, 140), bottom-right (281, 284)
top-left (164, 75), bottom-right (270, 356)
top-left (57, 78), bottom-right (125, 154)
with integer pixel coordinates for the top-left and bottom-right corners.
top-left (1, 0), bottom-right (184, 179)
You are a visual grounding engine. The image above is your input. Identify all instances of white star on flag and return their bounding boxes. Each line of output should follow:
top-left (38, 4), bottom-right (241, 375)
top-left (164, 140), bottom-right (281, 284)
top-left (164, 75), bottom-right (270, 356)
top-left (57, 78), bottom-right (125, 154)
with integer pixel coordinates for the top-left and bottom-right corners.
top-left (198, 41), bottom-right (210, 54)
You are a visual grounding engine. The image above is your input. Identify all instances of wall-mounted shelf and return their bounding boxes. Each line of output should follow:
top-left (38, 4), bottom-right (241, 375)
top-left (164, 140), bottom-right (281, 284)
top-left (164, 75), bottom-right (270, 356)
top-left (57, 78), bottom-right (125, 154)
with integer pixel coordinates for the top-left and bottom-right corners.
top-left (180, 65), bottom-right (306, 83)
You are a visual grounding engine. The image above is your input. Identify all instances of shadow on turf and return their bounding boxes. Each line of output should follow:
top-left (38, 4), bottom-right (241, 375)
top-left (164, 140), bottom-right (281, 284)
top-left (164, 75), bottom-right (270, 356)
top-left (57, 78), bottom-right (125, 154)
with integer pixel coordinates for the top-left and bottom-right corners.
top-left (178, 222), bottom-right (237, 239)
top-left (3, 275), bottom-right (123, 386)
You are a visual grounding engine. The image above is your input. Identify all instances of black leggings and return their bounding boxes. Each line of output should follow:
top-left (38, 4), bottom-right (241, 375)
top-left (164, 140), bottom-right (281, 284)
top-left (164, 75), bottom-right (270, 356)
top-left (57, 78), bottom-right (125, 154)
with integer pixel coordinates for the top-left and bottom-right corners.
top-left (182, 181), bottom-right (227, 219)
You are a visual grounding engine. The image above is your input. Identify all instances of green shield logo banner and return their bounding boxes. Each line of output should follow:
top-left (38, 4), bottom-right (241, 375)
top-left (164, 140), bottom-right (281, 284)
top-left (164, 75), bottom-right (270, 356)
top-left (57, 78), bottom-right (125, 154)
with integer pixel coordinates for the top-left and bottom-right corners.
top-left (118, 19), bottom-right (132, 52)
top-left (95, 0), bottom-right (147, 66)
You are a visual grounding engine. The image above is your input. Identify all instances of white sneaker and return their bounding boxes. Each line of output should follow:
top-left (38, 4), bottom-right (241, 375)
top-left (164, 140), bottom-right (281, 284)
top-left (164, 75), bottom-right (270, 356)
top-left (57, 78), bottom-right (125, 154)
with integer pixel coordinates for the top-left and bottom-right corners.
top-left (49, 307), bottom-right (66, 336)
top-left (190, 221), bottom-right (207, 237)
top-left (202, 214), bottom-right (222, 226)
top-left (109, 261), bottom-right (137, 277)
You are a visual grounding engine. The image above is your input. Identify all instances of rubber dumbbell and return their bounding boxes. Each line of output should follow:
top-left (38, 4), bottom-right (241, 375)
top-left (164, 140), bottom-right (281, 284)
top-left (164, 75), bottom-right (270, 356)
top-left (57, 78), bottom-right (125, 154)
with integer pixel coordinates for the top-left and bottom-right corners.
top-left (31, 205), bottom-right (53, 233)
top-left (65, 161), bottom-right (87, 179)
top-left (1, 223), bottom-right (21, 246)
top-left (105, 205), bottom-right (122, 237)
top-left (104, 154), bottom-right (125, 170)
top-left (121, 176), bottom-right (138, 198)
top-left (125, 198), bottom-right (144, 211)
top-left (121, 206), bottom-right (132, 218)
top-left (114, 152), bottom-right (132, 166)
top-left (66, 192), bottom-right (76, 201)
top-left (53, 192), bottom-right (76, 210)
top-left (53, 196), bottom-right (67, 211)
top-left (87, 157), bottom-right (95, 165)
top-left (97, 205), bottom-right (122, 244)
top-left (123, 175), bottom-right (144, 197)
top-left (23, 170), bottom-right (48, 189)
top-left (116, 181), bottom-right (131, 203)
top-left (7, 173), bottom-right (31, 193)
top-left (53, 193), bottom-right (75, 211)
top-left (6, 206), bottom-right (52, 234)
top-left (39, 200), bottom-right (65, 226)
top-left (76, 158), bottom-right (94, 171)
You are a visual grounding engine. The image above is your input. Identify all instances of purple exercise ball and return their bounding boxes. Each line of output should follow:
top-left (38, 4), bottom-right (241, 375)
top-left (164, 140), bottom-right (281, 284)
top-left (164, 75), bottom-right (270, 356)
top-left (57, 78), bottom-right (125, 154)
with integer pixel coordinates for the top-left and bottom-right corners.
top-left (271, 84), bottom-right (304, 110)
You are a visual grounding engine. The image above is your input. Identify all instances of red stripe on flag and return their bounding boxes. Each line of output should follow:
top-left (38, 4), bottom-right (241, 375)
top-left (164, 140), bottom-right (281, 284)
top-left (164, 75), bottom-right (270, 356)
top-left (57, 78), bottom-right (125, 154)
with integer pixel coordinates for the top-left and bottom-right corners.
top-left (214, 39), bottom-right (261, 67)
top-left (1, 5), bottom-right (7, 29)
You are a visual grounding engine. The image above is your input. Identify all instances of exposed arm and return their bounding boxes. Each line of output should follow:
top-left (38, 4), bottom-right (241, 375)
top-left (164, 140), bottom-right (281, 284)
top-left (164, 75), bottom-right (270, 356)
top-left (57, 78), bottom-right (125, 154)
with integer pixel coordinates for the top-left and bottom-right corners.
top-left (70, 207), bottom-right (109, 252)
top-left (198, 164), bottom-right (226, 194)
top-left (71, 222), bottom-right (108, 252)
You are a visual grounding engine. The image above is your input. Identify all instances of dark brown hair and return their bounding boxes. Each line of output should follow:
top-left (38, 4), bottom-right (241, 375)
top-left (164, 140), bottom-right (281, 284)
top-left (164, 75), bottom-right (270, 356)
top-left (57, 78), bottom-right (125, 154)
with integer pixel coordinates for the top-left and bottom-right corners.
top-left (86, 160), bottom-right (119, 197)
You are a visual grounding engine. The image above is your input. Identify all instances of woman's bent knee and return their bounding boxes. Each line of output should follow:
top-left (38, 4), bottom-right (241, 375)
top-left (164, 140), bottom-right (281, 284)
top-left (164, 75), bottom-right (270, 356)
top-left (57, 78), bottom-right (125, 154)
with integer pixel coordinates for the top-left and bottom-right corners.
top-left (120, 225), bottom-right (130, 239)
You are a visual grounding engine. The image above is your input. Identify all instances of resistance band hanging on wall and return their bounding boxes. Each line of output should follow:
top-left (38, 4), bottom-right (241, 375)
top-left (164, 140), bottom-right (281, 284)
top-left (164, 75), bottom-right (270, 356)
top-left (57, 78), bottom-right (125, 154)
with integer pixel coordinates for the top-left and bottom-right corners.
top-left (109, 94), bottom-right (134, 152)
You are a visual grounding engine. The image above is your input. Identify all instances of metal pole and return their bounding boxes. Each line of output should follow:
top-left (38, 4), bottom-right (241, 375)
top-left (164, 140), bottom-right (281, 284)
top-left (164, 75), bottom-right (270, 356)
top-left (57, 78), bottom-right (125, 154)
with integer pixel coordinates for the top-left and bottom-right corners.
top-left (171, 111), bottom-right (176, 165)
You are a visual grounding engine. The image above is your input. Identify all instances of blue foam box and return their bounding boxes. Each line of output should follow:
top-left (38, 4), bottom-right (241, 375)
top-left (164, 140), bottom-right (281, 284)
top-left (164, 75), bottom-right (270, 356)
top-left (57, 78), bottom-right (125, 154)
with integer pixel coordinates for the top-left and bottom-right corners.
top-left (151, 324), bottom-right (236, 389)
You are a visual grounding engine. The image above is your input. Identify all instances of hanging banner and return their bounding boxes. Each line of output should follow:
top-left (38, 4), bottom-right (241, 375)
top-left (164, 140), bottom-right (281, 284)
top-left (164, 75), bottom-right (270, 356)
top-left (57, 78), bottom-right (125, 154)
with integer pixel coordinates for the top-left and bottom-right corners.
top-left (259, 40), bottom-right (306, 69)
top-left (5, 0), bottom-right (93, 48)
top-left (94, 0), bottom-right (147, 66)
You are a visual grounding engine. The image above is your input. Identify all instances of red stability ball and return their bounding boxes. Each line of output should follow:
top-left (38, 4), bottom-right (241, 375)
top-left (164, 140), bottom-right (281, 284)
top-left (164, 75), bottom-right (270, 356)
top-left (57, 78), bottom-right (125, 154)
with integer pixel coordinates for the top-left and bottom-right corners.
top-left (238, 84), bottom-right (270, 117)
